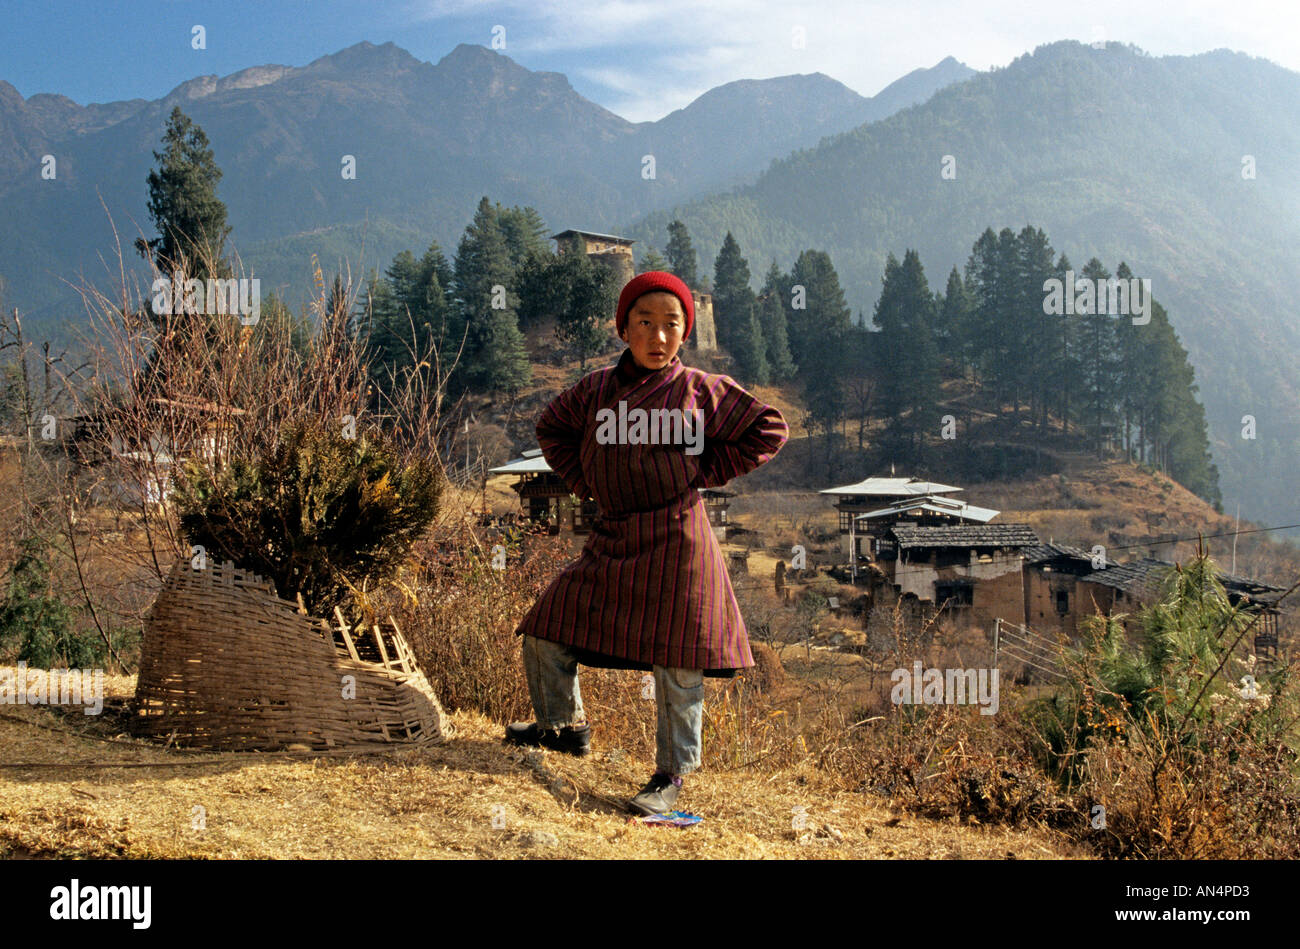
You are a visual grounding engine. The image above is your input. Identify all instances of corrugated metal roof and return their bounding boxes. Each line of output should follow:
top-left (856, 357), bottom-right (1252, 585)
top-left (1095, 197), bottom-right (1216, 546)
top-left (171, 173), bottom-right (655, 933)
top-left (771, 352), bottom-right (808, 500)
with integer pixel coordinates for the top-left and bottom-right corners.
top-left (854, 496), bottom-right (999, 523)
top-left (489, 451), bottom-right (552, 474)
top-left (820, 476), bottom-right (963, 497)
top-left (891, 524), bottom-right (1039, 549)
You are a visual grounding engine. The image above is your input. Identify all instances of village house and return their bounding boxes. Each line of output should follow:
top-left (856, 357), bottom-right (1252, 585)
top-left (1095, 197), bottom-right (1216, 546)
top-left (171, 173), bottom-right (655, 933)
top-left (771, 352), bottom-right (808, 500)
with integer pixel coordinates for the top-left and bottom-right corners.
top-left (63, 397), bottom-right (244, 507)
top-left (1021, 542), bottom-right (1111, 637)
top-left (550, 228), bottom-right (637, 289)
top-left (550, 227), bottom-right (718, 351)
top-left (819, 476), bottom-right (1004, 590)
top-left (701, 487), bottom-right (739, 540)
top-left (1020, 545), bottom-right (1284, 654)
top-left (820, 475), bottom-right (966, 561)
top-left (842, 520), bottom-right (1288, 661)
top-left (488, 448), bottom-right (598, 535)
top-left (1055, 553), bottom-right (1284, 661)
top-left (826, 483), bottom-right (1289, 661)
top-left (878, 522), bottom-right (1043, 629)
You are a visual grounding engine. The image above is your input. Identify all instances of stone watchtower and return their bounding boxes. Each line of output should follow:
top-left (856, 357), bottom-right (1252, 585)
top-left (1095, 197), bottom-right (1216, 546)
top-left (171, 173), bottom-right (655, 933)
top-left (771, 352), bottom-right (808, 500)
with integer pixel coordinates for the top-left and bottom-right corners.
top-left (550, 228), bottom-right (716, 353)
top-left (690, 291), bottom-right (717, 352)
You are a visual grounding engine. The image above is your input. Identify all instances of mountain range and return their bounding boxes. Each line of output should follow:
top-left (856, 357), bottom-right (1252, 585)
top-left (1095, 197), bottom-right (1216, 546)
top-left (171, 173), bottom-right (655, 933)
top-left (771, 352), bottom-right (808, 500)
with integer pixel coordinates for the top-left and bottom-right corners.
top-left (0, 40), bottom-right (970, 327)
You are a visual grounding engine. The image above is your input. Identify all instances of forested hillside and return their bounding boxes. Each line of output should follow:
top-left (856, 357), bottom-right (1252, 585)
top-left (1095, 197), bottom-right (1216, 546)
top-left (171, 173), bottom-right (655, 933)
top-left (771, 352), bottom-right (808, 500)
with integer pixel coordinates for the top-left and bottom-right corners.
top-left (626, 40), bottom-right (1300, 526)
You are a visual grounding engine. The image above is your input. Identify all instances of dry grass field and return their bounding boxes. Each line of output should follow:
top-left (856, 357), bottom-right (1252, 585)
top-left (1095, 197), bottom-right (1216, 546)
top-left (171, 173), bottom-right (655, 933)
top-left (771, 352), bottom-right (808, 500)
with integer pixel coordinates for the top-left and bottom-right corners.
top-left (0, 671), bottom-right (1082, 860)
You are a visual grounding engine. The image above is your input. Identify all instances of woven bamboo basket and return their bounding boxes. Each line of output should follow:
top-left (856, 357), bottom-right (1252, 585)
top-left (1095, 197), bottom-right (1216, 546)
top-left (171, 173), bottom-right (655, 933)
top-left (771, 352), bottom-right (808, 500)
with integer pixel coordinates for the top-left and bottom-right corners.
top-left (133, 558), bottom-right (450, 751)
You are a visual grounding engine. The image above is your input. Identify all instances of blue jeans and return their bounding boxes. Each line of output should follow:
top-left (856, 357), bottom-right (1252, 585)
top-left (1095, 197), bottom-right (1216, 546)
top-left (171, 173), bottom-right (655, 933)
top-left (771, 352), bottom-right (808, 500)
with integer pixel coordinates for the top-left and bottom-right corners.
top-left (520, 634), bottom-right (704, 776)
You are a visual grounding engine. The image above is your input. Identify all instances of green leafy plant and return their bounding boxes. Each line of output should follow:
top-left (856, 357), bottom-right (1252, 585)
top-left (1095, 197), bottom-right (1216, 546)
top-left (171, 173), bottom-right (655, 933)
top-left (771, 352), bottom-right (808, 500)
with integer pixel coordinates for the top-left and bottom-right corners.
top-left (0, 535), bottom-right (101, 668)
top-left (171, 419), bottom-right (443, 616)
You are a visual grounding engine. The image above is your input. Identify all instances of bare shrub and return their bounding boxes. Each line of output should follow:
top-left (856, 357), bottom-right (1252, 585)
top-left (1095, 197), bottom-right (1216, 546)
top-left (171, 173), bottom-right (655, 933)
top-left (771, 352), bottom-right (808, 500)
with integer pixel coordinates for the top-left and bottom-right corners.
top-left (48, 235), bottom-right (468, 645)
top-left (1019, 554), bottom-right (1300, 856)
top-left (1078, 698), bottom-right (1300, 858)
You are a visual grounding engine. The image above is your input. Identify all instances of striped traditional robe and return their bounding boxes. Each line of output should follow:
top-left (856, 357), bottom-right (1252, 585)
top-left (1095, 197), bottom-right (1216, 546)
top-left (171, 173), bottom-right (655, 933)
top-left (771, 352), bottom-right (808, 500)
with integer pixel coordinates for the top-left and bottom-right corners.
top-left (514, 347), bottom-right (789, 673)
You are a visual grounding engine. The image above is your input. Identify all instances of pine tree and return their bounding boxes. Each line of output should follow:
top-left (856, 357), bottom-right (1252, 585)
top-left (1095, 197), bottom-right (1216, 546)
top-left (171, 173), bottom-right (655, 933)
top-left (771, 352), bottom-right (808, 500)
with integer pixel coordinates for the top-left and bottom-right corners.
top-left (711, 235), bottom-right (768, 382)
top-left (450, 197), bottom-right (531, 396)
top-left (839, 322), bottom-right (876, 450)
top-left (554, 252), bottom-right (618, 370)
top-left (131, 107), bottom-right (237, 402)
top-left (873, 250), bottom-right (940, 460)
top-left (711, 232), bottom-right (752, 352)
top-left (1114, 261), bottom-right (1145, 461)
top-left (638, 247), bottom-right (669, 272)
top-left (757, 289), bottom-right (797, 380)
top-left (936, 266), bottom-right (973, 380)
top-left (963, 227), bottom-right (1020, 408)
top-left (873, 253), bottom-right (906, 418)
top-left (514, 247), bottom-right (563, 332)
top-left (366, 243), bottom-right (455, 385)
top-left (1016, 225), bottom-right (1057, 429)
top-left (496, 204), bottom-right (550, 271)
top-left (1130, 289), bottom-right (1221, 505)
top-left (258, 291), bottom-right (310, 359)
top-left (369, 252), bottom-right (417, 371)
top-left (759, 260), bottom-right (783, 298)
top-left (730, 296), bottom-right (771, 384)
top-left (135, 106), bottom-right (232, 279)
top-left (788, 249), bottom-right (852, 370)
top-left (1050, 252), bottom-right (1083, 435)
top-left (1076, 257), bottom-right (1121, 455)
top-left (904, 251), bottom-right (941, 453)
top-left (666, 220), bottom-right (699, 288)
top-left (802, 336), bottom-right (848, 478)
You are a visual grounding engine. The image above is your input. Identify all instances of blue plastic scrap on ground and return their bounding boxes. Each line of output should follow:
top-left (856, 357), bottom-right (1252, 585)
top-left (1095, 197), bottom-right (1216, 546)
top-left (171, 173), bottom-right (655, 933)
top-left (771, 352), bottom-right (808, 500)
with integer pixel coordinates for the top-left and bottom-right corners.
top-left (635, 810), bottom-right (702, 828)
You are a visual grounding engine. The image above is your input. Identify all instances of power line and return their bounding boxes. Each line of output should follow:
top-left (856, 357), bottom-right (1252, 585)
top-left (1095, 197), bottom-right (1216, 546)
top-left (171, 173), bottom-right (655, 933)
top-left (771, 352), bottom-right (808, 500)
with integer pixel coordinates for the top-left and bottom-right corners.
top-left (1105, 522), bottom-right (1300, 552)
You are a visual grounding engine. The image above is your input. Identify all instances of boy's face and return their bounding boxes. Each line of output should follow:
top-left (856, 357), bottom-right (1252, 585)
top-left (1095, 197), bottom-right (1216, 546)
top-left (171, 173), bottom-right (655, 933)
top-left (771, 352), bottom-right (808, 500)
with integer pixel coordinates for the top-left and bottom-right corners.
top-left (619, 291), bottom-right (685, 371)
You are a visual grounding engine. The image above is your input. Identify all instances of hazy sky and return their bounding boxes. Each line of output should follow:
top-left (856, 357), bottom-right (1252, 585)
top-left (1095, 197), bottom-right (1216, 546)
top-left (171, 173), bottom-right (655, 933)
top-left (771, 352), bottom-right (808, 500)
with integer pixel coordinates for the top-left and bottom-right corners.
top-left (1, 0), bottom-right (1295, 121)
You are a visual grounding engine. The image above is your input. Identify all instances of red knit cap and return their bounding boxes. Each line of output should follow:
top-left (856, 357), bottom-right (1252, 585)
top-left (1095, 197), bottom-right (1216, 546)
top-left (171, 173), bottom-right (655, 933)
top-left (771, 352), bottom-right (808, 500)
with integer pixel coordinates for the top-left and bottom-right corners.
top-left (616, 271), bottom-right (695, 339)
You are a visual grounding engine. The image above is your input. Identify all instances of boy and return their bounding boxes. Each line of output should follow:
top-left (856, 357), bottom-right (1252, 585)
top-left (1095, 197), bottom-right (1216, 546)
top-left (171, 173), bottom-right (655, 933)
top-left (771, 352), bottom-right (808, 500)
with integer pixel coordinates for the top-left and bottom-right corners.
top-left (506, 271), bottom-right (788, 815)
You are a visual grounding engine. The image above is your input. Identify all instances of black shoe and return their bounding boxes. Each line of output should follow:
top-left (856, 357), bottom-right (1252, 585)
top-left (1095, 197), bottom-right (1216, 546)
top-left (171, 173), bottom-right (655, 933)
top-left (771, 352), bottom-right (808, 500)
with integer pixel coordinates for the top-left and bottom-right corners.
top-left (628, 772), bottom-right (682, 816)
top-left (503, 721), bottom-right (591, 757)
